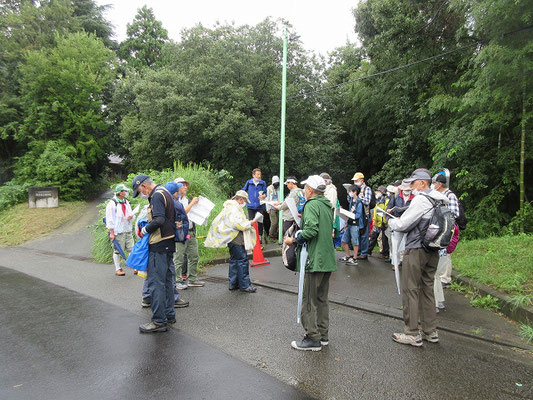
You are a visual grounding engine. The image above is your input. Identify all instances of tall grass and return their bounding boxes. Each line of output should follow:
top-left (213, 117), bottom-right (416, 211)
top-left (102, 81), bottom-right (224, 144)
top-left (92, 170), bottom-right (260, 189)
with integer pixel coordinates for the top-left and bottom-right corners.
top-left (91, 162), bottom-right (231, 265)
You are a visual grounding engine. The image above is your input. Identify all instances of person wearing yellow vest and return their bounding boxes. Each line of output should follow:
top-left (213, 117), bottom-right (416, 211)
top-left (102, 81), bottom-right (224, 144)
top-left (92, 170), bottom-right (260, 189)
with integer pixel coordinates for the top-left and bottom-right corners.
top-left (368, 186), bottom-right (390, 260)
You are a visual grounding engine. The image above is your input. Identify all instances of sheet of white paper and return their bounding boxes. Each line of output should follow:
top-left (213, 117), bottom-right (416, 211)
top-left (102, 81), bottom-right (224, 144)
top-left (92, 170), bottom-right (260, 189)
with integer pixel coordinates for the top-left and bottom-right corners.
top-left (375, 207), bottom-right (397, 219)
top-left (342, 183), bottom-right (352, 192)
top-left (253, 211), bottom-right (264, 223)
top-left (286, 197), bottom-right (301, 227)
top-left (336, 208), bottom-right (355, 221)
top-left (132, 204), bottom-right (140, 215)
top-left (260, 200), bottom-right (278, 206)
top-left (297, 244), bottom-right (308, 324)
top-left (188, 196), bottom-right (215, 226)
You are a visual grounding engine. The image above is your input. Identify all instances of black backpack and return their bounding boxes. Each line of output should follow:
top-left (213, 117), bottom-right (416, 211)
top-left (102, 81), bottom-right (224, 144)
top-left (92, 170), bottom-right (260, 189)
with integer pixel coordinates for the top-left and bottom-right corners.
top-left (421, 194), bottom-right (455, 251)
top-left (282, 221), bottom-right (299, 271)
top-left (456, 198), bottom-right (467, 231)
top-left (368, 187), bottom-right (376, 210)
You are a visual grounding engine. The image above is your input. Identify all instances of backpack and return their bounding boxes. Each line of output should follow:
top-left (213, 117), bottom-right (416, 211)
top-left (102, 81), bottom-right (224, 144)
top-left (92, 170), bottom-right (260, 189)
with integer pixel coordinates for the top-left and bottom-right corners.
top-left (456, 198), bottom-right (467, 231)
top-left (172, 200), bottom-right (190, 243)
top-left (368, 187), bottom-right (376, 210)
top-left (296, 189), bottom-right (306, 214)
top-left (282, 221), bottom-right (299, 271)
top-left (421, 194), bottom-right (455, 251)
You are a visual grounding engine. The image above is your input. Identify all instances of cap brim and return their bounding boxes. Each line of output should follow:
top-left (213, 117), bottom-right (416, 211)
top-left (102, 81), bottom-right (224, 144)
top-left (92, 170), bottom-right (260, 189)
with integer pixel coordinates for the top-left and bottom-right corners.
top-left (404, 177), bottom-right (416, 183)
top-left (132, 190), bottom-right (140, 198)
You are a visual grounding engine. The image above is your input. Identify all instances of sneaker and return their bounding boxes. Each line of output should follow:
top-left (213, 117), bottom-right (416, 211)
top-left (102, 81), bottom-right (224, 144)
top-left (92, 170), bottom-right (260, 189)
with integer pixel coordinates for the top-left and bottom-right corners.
top-left (176, 281), bottom-right (188, 290)
top-left (229, 286), bottom-right (238, 291)
top-left (339, 256), bottom-right (349, 261)
top-left (240, 286), bottom-right (257, 293)
top-left (392, 332), bottom-right (423, 347)
top-left (115, 269), bottom-right (125, 276)
top-left (141, 298), bottom-right (151, 308)
top-left (139, 321), bottom-right (167, 333)
top-left (174, 299), bottom-right (190, 308)
top-left (421, 331), bottom-right (439, 343)
top-left (188, 280), bottom-right (205, 287)
top-left (442, 282), bottom-right (451, 289)
top-left (291, 336), bottom-right (322, 351)
top-left (357, 255), bottom-right (368, 260)
top-left (320, 338), bottom-right (329, 346)
top-left (437, 301), bottom-right (445, 310)
top-left (345, 257), bottom-right (358, 265)
top-left (167, 318), bottom-right (176, 324)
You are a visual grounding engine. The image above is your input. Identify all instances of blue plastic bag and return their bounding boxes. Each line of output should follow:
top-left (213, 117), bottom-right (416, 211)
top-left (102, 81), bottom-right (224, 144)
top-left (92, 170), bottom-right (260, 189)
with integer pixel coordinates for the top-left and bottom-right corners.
top-left (125, 234), bottom-right (150, 273)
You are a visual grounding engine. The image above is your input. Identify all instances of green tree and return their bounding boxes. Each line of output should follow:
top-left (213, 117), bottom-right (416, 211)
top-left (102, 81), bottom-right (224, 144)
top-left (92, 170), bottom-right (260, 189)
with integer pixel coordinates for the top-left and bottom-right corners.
top-left (118, 5), bottom-right (169, 71)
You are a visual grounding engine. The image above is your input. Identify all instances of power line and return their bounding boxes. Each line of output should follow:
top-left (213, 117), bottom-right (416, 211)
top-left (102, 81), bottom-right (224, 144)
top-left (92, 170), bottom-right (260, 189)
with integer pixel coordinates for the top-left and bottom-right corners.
top-left (266, 24), bottom-right (533, 105)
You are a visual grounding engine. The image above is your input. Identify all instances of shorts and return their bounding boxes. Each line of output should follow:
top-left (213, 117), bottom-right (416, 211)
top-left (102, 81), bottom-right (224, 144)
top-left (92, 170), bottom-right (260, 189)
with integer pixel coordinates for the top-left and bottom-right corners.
top-left (112, 232), bottom-right (134, 254)
top-left (342, 225), bottom-right (360, 246)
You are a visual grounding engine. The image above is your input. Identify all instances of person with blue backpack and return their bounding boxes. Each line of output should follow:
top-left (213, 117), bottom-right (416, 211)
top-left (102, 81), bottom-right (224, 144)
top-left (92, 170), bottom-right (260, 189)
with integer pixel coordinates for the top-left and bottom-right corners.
top-left (274, 176), bottom-right (306, 235)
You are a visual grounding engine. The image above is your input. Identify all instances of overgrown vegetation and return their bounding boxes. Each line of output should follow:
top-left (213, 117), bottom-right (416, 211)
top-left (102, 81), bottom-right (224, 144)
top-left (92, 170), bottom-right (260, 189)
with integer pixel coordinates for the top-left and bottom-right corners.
top-left (0, 202), bottom-right (85, 247)
top-left (469, 295), bottom-right (500, 311)
top-left (91, 162), bottom-right (230, 266)
top-left (519, 323), bottom-right (533, 344)
top-left (452, 235), bottom-right (533, 305)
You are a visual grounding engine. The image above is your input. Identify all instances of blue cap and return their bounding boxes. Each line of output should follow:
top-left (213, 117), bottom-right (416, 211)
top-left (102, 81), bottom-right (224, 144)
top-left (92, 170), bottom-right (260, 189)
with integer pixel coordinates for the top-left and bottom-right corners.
top-left (164, 181), bottom-right (183, 195)
top-left (131, 174), bottom-right (149, 198)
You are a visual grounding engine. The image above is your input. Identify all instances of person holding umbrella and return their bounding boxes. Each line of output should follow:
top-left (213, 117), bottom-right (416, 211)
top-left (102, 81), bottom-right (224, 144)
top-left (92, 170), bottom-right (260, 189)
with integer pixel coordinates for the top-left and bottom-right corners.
top-left (105, 184), bottom-right (134, 276)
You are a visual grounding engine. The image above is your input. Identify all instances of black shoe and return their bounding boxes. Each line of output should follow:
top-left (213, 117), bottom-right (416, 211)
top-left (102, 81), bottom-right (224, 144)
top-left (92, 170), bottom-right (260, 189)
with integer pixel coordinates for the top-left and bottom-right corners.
top-left (141, 298), bottom-right (151, 308)
top-left (357, 255), bottom-right (368, 260)
top-left (320, 338), bottom-right (329, 346)
top-left (291, 336), bottom-right (322, 351)
top-left (229, 286), bottom-right (238, 291)
top-left (167, 318), bottom-right (176, 324)
top-left (240, 286), bottom-right (257, 293)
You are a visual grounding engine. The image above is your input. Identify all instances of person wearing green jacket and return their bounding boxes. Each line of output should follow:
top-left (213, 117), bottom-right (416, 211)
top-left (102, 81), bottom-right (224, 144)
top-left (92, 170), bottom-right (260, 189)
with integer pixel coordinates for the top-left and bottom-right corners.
top-left (284, 175), bottom-right (337, 351)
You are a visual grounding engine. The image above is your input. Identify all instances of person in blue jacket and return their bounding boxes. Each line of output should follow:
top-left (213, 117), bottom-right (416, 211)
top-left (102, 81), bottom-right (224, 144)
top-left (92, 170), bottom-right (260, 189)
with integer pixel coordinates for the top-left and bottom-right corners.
top-left (242, 168), bottom-right (267, 242)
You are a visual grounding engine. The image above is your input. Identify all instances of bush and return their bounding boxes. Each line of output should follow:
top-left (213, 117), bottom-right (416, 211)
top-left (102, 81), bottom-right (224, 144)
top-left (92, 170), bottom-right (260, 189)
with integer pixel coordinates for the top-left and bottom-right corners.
top-left (0, 181), bottom-right (31, 213)
top-left (91, 162), bottom-right (231, 266)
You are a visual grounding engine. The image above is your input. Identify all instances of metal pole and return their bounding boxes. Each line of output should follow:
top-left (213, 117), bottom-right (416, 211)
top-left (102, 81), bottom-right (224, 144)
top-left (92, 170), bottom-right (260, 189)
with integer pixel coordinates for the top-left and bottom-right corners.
top-left (278, 25), bottom-right (288, 243)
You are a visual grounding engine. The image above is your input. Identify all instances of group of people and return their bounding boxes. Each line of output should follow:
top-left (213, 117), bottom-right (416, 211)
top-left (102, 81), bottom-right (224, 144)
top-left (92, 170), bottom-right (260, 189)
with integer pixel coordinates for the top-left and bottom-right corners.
top-left (105, 166), bottom-right (462, 349)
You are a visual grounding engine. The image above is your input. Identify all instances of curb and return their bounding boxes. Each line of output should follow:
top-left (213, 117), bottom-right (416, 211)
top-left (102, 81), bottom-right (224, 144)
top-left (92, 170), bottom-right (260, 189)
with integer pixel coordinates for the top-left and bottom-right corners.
top-left (205, 248), bottom-right (282, 266)
top-left (452, 272), bottom-right (533, 327)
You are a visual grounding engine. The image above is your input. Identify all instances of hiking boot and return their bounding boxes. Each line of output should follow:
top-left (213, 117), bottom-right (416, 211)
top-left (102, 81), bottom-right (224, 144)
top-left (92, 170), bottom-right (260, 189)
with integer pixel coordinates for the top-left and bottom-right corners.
top-left (320, 338), bottom-right (329, 346)
top-left (421, 331), bottom-right (440, 343)
top-left (229, 286), bottom-right (238, 291)
top-left (176, 281), bottom-right (188, 290)
top-left (291, 336), bottom-right (322, 351)
top-left (141, 297), bottom-right (151, 308)
top-left (188, 280), bottom-right (205, 287)
top-left (392, 332), bottom-right (423, 347)
top-left (345, 257), bottom-right (358, 265)
top-left (357, 255), bottom-right (368, 260)
top-left (240, 286), bottom-right (257, 293)
top-left (115, 269), bottom-right (125, 276)
top-left (139, 321), bottom-right (167, 333)
top-left (174, 299), bottom-right (189, 308)
top-left (167, 318), bottom-right (176, 324)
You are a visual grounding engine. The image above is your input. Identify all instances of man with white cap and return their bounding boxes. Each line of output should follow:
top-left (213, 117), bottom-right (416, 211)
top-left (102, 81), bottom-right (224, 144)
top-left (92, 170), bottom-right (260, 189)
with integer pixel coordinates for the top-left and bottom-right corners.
top-left (388, 168), bottom-right (449, 347)
top-left (274, 176), bottom-right (305, 235)
top-left (285, 175), bottom-right (337, 351)
top-left (105, 184), bottom-right (134, 276)
top-left (352, 172), bottom-right (372, 260)
top-left (266, 175), bottom-right (281, 241)
top-left (205, 190), bottom-right (257, 293)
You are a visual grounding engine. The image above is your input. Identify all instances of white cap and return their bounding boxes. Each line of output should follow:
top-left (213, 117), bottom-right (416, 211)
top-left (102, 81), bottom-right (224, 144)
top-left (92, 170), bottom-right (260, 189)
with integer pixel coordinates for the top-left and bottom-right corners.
top-left (272, 175), bottom-right (280, 184)
top-left (301, 175), bottom-right (326, 192)
top-left (386, 185), bottom-right (397, 194)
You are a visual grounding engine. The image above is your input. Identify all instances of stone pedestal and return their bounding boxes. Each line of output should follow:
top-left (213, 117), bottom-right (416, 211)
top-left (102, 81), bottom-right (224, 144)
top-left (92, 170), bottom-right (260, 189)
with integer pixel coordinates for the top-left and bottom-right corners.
top-left (28, 187), bottom-right (59, 208)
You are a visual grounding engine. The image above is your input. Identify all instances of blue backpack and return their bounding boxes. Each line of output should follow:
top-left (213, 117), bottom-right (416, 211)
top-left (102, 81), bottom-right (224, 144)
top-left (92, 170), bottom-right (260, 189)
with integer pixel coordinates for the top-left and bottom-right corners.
top-left (296, 189), bottom-right (306, 214)
top-left (172, 200), bottom-right (190, 243)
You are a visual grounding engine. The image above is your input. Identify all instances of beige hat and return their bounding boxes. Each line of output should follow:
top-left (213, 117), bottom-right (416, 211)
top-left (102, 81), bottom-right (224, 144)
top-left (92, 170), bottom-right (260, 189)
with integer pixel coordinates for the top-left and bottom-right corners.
top-left (174, 177), bottom-right (190, 186)
top-left (232, 190), bottom-right (250, 203)
top-left (398, 179), bottom-right (412, 191)
top-left (351, 172), bottom-right (364, 181)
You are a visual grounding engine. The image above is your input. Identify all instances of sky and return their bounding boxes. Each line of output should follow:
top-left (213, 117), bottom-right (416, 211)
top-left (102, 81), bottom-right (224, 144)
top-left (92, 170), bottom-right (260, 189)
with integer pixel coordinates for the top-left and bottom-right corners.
top-left (94, 0), bottom-right (360, 56)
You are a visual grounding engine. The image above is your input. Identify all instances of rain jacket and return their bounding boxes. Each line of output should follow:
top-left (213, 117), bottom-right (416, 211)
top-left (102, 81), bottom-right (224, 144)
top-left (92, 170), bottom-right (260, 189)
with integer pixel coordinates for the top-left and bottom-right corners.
top-left (388, 189), bottom-right (449, 250)
top-left (242, 179), bottom-right (267, 211)
top-left (204, 200), bottom-right (256, 248)
top-left (372, 197), bottom-right (390, 228)
top-left (295, 195), bottom-right (337, 273)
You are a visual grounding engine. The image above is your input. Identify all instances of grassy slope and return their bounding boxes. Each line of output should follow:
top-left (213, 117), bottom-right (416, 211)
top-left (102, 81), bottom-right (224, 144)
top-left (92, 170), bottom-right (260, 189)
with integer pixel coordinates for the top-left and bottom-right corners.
top-left (452, 234), bottom-right (533, 301)
top-left (0, 202), bottom-right (86, 247)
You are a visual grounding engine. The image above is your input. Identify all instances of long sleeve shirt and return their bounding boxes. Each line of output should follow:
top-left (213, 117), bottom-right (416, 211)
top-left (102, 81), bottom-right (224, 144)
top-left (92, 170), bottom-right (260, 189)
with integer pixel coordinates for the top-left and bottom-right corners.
top-left (105, 196), bottom-right (133, 234)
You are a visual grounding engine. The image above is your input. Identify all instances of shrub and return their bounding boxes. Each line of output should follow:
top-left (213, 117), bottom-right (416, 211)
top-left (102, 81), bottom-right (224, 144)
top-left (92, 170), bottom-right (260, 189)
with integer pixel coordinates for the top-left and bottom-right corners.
top-left (91, 162), bottom-right (230, 266)
top-left (0, 181), bottom-right (31, 213)
top-left (470, 295), bottom-right (500, 311)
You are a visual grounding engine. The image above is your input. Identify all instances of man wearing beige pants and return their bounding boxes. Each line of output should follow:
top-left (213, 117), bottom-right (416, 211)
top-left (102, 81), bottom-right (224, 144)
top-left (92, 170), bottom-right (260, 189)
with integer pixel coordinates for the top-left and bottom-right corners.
top-left (388, 168), bottom-right (449, 347)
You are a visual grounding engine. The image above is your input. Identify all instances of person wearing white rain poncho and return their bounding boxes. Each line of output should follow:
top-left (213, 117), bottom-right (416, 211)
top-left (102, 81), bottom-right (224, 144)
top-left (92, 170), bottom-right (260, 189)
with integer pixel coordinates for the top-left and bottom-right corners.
top-left (205, 190), bottom-right (257, 293)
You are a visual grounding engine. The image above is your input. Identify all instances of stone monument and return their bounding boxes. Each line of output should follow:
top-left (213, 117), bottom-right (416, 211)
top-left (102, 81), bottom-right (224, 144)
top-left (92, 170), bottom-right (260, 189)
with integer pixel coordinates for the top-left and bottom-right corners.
top-left (28, 187), bottom-right (59, 208)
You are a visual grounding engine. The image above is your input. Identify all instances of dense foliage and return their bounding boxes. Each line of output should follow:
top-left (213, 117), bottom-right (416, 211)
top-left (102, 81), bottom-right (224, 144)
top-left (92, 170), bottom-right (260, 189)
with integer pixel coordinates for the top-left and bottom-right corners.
top-left (0, 0), bottom-right (531, 237)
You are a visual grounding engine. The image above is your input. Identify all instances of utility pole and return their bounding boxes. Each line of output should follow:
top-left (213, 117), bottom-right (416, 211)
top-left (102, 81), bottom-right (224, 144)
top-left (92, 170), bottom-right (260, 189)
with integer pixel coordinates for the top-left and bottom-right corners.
top-left (278, 25), bottom-right (288, 243)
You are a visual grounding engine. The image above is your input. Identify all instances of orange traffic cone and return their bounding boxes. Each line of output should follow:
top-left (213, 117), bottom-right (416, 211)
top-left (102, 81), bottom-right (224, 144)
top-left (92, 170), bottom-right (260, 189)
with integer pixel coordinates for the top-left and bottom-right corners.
top-left (251, 221), bottom-right (269, 267)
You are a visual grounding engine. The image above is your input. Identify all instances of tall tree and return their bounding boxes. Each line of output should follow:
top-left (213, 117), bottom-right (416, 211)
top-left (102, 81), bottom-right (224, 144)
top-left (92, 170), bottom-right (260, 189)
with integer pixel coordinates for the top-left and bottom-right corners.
top-left (118, 5), bottom-right (168, 71)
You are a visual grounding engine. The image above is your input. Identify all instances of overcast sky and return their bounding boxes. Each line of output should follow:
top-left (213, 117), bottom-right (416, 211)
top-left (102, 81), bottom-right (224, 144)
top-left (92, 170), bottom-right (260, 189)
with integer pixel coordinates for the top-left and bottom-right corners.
top-left (95, 0), bottom-right (360, 56)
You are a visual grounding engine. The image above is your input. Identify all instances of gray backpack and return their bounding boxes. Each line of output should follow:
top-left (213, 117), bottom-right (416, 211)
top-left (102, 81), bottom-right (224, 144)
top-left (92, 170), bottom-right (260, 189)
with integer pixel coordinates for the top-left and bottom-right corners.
top-left (421, 194), bottom-right (455, 251)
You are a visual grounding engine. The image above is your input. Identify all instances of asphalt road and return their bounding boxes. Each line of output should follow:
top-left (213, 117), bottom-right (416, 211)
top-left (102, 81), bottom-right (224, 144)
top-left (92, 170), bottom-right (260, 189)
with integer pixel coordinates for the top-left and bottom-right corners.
top-left (0, 197), bottom-right (532, 399)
